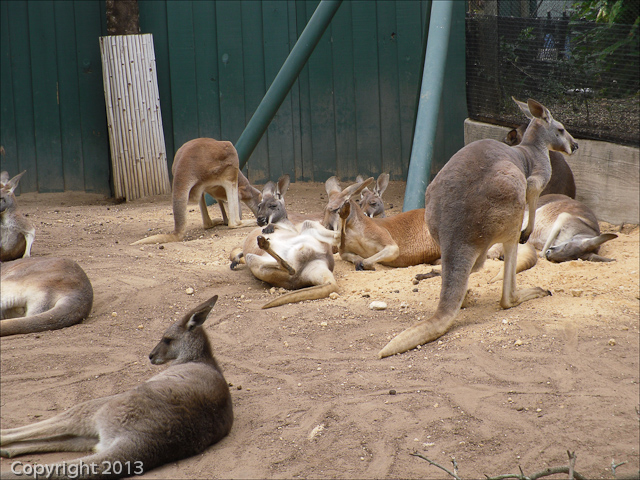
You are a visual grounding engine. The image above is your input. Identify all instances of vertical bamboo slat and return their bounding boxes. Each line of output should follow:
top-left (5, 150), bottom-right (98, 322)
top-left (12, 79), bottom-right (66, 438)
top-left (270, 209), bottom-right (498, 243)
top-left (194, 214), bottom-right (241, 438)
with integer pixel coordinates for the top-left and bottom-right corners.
top-left (100, 33), bottom-right (170, 201)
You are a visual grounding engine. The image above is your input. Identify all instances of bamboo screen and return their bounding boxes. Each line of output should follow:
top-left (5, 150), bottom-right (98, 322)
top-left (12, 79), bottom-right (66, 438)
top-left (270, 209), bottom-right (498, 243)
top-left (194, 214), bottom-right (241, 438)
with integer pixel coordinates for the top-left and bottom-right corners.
top-left (100, 34), bottom-right (171, 201)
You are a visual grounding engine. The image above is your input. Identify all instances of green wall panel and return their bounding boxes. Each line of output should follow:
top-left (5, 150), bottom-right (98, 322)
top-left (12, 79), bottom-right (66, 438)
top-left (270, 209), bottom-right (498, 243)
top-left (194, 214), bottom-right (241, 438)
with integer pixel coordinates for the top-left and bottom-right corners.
top-left (2, 0), bottom-right (467, 193)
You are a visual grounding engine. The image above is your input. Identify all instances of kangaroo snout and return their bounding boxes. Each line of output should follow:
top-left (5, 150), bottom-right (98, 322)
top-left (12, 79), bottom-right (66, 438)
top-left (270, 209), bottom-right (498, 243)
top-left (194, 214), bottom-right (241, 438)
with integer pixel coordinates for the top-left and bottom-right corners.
top-left (571, 140), bottom-right (579, 153)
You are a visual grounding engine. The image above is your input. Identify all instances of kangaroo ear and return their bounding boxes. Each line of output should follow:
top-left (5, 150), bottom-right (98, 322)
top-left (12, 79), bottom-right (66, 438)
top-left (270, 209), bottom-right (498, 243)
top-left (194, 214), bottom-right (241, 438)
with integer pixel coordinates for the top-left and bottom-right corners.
top-left (262, 181), bottom-right (277, 198)
top-left (504, 129), bottom-right (519, 146)
top-left (527, 99), bottom-right (553, 123)
top-left (185, 295), bottom-right (218, 330)
top-left (512, 97), bottom-right (533, 120)
top-left (276, 174), bottom-right (290, 198)
top-left (7, 170), bottom-right (26, 192)
top-left (375, 173), bottom-right (389, 196)
top-left (0, 171), bottom-right (9, 185)
top-left (344, 177), bottom-right (374, 199)
top-left (580, 233), bottom-right (618, 252)
top-left (325, 176), bottom-right (341, 195)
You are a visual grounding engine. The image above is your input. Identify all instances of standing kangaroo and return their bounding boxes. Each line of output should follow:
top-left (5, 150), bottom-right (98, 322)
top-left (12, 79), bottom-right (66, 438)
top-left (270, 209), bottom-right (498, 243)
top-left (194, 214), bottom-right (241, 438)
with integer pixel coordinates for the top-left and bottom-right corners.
top-left (231, 176), bottom-right (340, 309)
top-left (1, 257), bottom-right (93, 336)
top-left (379, 98), bottom-right (578, 358)
top-left (1, 171), bottom-right (36, 261)
top-left (504, 123), bottom-right (577, 199)
top-left (132, 138), bottom-right (260, 245)
top-left (0, 295), bottom-right (233, 480)
top-left (355, 173), bottom-right (389, 217)
top-left (322, 177), bottom-right (441, 270)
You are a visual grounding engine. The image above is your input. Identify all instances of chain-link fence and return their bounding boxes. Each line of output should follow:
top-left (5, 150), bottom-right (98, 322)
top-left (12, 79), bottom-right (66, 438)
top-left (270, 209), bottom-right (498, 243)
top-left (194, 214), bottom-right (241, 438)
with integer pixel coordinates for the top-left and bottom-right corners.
top-left (466, 0), bottom-right (639, 146)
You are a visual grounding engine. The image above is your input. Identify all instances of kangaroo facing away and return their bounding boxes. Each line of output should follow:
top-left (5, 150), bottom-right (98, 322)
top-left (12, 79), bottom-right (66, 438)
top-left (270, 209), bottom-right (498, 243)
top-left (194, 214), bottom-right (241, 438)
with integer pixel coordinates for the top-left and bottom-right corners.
top-left (132, 138), bottom-right (261, 245)
top-left (1, 257), bottom-right (93, 336)
top-left (355, 173), bottom-right (389, 217)
top-left (378, 98), bottom-right (578, 358)
top-left (1, 171), bottom-right (36, 261)
top-left (0, 295), bottom-right (233, 480)
top-left (504, 123), bottom-right (577, 199)
top-left (231, 176), bottom-right (340, 309)
top-left (322, 177), bottom-right (440, 270)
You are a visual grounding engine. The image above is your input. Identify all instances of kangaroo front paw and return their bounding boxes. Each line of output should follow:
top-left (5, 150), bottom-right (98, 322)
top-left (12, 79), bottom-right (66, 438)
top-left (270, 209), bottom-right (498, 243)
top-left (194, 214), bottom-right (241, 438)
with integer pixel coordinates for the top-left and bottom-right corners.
top-left (355, 261), bottom-right (365, 271)
top-left (339, 202), bottom-right (351, 219)
top-left (519, 230), bottom-right (530, 244)
top-left (262, 224), bottom-right (275, 234)
top-left (257, 235), bottom-right (270, 250)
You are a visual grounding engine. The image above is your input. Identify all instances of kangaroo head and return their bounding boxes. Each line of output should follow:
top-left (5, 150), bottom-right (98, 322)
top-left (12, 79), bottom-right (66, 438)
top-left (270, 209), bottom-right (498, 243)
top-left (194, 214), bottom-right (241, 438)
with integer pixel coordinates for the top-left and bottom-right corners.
top-left (513, 98), bottom-right (578, 156)
top-left (149, 295), bottom-right (218, 365)
top-left (544, 233), bottom-right (617, 263)
top-left (0, 170), bottom-right (26, 214)
top-left (322, 176), bottom-right (374, 231)
top-left (256, 174), bottom-right (290, 227)
top-left (356, 173), bottom-right (389, 218)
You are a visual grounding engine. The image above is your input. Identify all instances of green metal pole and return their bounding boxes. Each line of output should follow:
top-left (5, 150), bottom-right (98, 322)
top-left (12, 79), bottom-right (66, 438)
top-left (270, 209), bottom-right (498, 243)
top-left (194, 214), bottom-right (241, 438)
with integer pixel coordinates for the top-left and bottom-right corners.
top-left (236, 0), bottom-right (342, 170)
top-left (402, 0), bottom-right (454, 211)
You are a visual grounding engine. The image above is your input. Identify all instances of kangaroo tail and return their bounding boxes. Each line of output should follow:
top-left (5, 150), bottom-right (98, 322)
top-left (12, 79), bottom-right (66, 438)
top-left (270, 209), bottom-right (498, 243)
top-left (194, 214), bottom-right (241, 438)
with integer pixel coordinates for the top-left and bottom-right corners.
top-left (262, 282), bottom-right (337, 309)
top-left (0, 294), bottom-right (93, 337)
top-left (131, 232), bottom-right (183, 245)
top-left (489, 242), bottom-right (537, 284)
top-left (378, 248), bottom-right (473, 358)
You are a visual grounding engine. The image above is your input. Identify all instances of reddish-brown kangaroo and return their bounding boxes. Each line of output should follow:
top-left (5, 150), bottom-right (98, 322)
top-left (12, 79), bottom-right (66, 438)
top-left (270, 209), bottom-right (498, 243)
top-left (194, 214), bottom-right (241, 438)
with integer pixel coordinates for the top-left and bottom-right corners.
top-left (132, 138), bottom-right (260, 245)
top-left (379, 98), bottom-right (578, 358)
top-left (1, 171), bottom-right (36, 261)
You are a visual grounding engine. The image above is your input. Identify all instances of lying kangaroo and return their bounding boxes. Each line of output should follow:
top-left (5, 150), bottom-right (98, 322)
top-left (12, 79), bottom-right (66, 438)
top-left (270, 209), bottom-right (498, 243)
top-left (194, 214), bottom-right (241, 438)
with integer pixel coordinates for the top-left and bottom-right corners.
top-left (323, 177), bottom-right (440, 270)
top-left (378, 98), bottom-right (578, 358)
top-left (355, 173), bottom-right (389, 217)
top-left (504, 123), bottom-right (576, 199)
top-left (1, 257), bottom-right (93, 336)
top-left (1, 171), bottom-right (36, 261)
top-left (231, 176), bottom-right (339, 308)
top-left (0, 295), bottom-right (233, 480)
top-left (529, 194), bottom-right (617, 262)
top-left (489, 194), bottom-right (616, 283)
top-left (132, 138), bottom-right (260, 245)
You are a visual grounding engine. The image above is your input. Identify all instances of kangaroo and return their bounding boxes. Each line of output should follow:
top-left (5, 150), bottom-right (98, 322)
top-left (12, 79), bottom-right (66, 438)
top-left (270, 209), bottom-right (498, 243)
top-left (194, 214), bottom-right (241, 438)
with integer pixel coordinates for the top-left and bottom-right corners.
top-left (1, 257), bottom-right (93, 336)
top-left (1, 171), bottom-right (36, 261)
top-left (322, 176), bottom-right (440, 270)
top-left (231, 176), bottom-right (340, 309)
top-left (0, 295), bottom-right (233, 480)
top-left (355, 173), bottom-right (389, 217)
top-left (504, 123), bottom-right (576, 199)
top-left (529, 194), bottom-right (617, 262)
top-left (488, 194), bottom-right (616, 283)
top-left (378, 98), bottom-right (578, 358)
top-left (132, 138), bottom-right (261, 245)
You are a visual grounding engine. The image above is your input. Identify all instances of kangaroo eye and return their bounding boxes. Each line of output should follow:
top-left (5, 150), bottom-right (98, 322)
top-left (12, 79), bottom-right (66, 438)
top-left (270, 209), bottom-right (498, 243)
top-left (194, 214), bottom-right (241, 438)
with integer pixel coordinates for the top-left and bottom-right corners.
top-left (558, 128), bottom-right (565, 134)
top-left (163, 338), bottom-right (172, 345)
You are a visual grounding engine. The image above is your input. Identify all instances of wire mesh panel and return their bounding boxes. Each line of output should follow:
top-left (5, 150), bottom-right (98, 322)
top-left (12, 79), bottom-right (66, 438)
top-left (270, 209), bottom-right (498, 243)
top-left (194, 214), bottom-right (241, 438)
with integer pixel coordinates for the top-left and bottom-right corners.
top-left (466, 0), bottom-right (639, 146)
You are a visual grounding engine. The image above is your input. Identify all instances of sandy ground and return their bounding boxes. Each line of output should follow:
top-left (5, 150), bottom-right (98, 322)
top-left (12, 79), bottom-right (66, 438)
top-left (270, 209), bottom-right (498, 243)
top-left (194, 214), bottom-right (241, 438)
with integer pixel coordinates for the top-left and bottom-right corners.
top-left (1, 181), bottom-right (638, 479)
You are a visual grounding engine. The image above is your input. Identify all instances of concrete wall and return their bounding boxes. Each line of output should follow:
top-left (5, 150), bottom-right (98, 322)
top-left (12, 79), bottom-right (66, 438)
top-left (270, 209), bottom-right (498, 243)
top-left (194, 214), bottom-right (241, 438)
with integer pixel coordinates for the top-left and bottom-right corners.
top-left (464, 119), bottom-right (640, 225)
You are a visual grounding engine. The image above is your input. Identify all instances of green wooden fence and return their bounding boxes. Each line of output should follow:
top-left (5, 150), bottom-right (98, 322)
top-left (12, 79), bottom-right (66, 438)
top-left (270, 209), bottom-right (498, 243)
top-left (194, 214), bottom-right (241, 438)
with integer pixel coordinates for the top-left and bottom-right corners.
top-left (1, 0), bottom-right (466, 194)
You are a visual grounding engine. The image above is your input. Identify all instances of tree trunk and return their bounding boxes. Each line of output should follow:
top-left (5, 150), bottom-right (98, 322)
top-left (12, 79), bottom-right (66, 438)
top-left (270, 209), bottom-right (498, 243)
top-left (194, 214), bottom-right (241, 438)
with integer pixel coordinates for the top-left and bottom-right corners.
top-left (106, 0), bottom-right (140, 36)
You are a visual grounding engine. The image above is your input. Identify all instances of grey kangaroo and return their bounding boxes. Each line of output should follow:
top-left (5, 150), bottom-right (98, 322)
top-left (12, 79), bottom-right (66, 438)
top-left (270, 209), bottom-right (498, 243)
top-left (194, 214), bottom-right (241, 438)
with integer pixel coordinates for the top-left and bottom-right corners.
top-left (379, 98), bottom-right (578, 358)
top-left (504, 123), bottom-right (576, 199)
top-left (0, 295), bottom-right (233, 479)
top-left (132, 138), bottom-right (260, 245)
top-left (1, 171), bottom-right (36, 261)
top-left (1, 257), bottom-right (93, 336)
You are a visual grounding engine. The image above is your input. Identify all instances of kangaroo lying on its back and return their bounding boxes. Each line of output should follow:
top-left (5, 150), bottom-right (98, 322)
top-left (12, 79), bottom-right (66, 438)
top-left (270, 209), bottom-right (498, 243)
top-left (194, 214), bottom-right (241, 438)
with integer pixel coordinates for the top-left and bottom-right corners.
top-left (231, 175), bottom-right (340, 308)
top-left (379, 98), bottom-right (578, 358)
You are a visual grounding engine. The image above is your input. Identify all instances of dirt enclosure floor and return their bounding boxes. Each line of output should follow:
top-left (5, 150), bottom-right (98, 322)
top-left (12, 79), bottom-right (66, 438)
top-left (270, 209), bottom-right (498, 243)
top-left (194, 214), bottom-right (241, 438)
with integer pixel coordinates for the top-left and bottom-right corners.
top-left (1, 181), bottom-right (639, 479)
